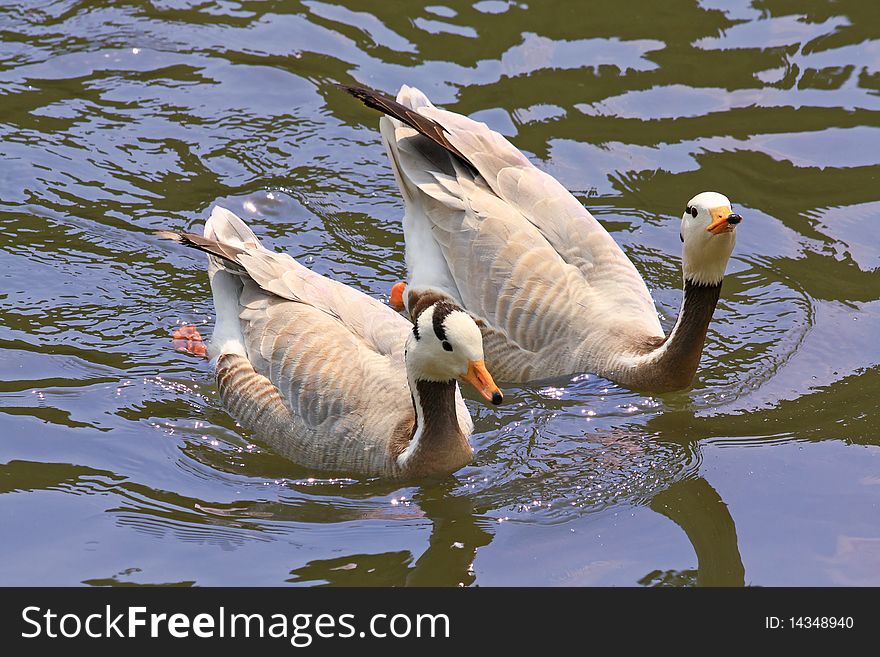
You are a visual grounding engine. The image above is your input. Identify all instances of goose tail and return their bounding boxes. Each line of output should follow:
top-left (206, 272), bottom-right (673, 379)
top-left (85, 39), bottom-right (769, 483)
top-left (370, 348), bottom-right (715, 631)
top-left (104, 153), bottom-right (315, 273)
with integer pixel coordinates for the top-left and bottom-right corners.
top-left (357, 85), bottom-right (463, 306)
top-left (205, 206), bottom-right (265, 360)
top-left (376, 84), bottom-right (436, 206)
top-left (157, 206), bottom-right (264, 360)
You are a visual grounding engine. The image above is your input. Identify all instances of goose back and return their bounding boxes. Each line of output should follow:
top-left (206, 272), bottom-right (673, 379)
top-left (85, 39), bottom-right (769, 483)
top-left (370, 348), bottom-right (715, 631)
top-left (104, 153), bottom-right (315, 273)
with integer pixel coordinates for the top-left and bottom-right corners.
top-left (372, 86), bottom-right (666, 381)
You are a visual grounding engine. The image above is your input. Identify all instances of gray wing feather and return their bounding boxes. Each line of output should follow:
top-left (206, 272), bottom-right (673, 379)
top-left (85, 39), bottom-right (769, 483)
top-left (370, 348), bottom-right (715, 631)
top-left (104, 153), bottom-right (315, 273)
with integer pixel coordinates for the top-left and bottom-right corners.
top-left (165, 208), bottom-right (420, 475)
top-left (373, 89), bottom-right (665, 379)
top-left (419, 105), bottom-right (661, 332)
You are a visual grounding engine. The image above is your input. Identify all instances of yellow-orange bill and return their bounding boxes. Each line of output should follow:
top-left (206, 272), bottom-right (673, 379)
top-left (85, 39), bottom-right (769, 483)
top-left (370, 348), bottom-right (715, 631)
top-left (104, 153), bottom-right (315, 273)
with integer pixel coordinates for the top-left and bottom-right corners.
top-left (463, 359), bottom-right (503, 405)
top-left (707, 206), bottom-right (733, 234)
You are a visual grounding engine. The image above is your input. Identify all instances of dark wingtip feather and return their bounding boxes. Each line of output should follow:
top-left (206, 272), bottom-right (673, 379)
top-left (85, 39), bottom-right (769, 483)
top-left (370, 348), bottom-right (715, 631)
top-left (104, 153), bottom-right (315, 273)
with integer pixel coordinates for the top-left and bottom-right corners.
top-left (154, 229), bottom-right (186, 243)
top-left (155, 230), bottom-right (204, 250)
top-left (338, 81), bottom-right (473, 169)
top-left (337, 82), bottom-right (371, 98)
top-left (155, 229), bottom-right (245, 267)
top-left (337, 83), bottom-right (384, 104)
top-left (338, 83), bottom-right (401, 117)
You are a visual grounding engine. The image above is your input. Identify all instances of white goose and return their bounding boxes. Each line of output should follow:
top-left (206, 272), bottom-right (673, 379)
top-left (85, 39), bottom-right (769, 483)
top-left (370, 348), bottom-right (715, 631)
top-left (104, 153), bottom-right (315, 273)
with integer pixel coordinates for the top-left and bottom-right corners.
top-left (159, 207), bottom-right (502, 479)
top-left (344, 85), bottom-right (743, 392)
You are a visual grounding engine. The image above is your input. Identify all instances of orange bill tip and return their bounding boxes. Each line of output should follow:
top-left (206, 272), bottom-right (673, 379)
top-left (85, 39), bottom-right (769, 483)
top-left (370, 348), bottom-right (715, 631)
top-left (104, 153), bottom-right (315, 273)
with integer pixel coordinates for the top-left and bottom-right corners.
top-left (706, 206), bottom-right (738, 235)
top-left (463, 359), bottom-right (503, 405)
top-left (706, 218), bottom-right (728, 234)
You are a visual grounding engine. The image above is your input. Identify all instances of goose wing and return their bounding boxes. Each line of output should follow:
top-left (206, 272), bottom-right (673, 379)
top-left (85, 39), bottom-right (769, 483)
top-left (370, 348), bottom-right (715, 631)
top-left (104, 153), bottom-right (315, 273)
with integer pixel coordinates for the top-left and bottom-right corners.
top-left (183, 207), bottom-right (413, 362)
top-left (234, 281), bottom-right (414, 473)
top-left (352, 86), bottom-right (664, 353)
top-left (161, 209), bottom-right (419, 472)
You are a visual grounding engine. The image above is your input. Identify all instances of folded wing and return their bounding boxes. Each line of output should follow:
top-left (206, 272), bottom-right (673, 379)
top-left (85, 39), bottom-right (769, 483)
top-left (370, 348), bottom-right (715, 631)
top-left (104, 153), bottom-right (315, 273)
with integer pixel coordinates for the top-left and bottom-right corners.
top-left (362, 85), bottom-right (663, 373)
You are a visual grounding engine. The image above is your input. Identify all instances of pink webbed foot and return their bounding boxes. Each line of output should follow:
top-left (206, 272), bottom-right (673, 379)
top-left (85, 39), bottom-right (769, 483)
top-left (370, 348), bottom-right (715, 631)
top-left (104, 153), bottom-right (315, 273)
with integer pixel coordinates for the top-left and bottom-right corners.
top-left (172, 324), bottom-right (207, 358)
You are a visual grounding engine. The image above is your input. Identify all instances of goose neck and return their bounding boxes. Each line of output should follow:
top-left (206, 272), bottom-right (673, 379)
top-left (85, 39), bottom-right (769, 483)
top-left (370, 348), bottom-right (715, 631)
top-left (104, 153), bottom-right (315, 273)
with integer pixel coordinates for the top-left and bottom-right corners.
top-left (397, 371), bottom-right (472, 476)
top-left (614, 278), bottom-right (723, 391)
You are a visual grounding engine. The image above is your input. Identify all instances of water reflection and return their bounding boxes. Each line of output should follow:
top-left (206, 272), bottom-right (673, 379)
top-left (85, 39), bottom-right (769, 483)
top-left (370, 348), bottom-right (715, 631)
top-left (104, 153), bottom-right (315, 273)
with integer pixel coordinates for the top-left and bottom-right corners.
top-left (645, 477), bottom-right (744, 587)
top-left (281, 427), bottom-right (746, 587)
top-left (1, 0), bottom-right (879, 585)
top-left (288, 483), bottom-right (493, 587)
top-left (282, 473), bottom-right (745, 587)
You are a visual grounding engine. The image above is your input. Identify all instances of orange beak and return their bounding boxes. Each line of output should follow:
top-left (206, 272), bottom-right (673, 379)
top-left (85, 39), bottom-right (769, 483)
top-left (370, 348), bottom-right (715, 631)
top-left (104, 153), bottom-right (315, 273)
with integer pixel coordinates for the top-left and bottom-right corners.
top-left (389, 281), bottom-right (407, 312)
top-left (706, 206), bottom-right (743, 235)
top-left (462, 359), bottom-right (503, 405)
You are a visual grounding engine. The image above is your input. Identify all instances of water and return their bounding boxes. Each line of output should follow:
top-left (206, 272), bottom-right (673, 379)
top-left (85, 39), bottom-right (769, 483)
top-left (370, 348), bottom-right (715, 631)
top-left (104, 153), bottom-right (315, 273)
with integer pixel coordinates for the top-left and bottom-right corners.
top-left (1, 0), bottom-right (878, 586)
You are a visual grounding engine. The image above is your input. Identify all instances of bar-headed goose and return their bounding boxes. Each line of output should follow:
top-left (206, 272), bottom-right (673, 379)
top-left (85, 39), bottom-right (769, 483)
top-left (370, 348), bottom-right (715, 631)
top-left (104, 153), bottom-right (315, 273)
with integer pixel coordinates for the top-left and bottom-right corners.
top-left (344, 85), bottom-right (743, 392)
top-left (158, 207), bottom-right (502, 479)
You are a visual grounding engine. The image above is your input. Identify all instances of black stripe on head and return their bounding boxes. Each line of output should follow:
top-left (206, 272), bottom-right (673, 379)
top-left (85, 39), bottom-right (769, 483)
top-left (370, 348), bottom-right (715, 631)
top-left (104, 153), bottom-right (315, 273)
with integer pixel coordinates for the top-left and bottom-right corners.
top-left (432, 301), bottom-right (456, 343)
top-left (409, 289), bottom-right (450, 323)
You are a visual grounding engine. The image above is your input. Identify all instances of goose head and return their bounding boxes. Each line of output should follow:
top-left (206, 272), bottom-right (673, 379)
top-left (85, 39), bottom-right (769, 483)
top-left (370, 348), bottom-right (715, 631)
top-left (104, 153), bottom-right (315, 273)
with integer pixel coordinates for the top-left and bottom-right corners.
top-left (680, 191), bottom-right (742, 286)
top-left (405, 300), bottom-right (503, 405)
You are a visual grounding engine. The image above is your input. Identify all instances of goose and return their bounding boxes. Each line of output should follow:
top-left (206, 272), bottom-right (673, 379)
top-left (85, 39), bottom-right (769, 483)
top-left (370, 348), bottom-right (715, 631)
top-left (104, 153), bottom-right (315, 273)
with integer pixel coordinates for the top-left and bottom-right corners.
top-left (158, 206), bottom-right (503, 479)
top-left (343, 84), bottom-right (743, 392)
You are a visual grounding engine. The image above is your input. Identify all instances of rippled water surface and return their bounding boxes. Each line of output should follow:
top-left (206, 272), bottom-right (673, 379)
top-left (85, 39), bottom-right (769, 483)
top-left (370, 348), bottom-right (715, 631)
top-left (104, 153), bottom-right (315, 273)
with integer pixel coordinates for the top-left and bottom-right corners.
top-left (2, 0), bottom-right (879, 586)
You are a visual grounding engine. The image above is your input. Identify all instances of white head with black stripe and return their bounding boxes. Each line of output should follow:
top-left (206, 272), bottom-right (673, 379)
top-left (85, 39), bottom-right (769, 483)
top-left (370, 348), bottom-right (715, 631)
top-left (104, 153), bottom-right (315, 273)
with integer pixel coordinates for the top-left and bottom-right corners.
top-left (405, 299), bottom-right (502, 405)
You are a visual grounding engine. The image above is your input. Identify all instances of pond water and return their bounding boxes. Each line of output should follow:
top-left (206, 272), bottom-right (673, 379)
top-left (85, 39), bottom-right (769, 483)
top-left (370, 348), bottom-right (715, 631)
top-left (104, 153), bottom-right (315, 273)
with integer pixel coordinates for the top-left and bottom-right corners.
top-left (1, 0), bottom-right (878, 586)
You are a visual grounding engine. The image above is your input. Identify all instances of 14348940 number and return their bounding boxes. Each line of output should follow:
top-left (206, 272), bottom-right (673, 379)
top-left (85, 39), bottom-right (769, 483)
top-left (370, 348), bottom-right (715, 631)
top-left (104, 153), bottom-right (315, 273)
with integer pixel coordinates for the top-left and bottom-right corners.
top-left (790, 617), bottom-right (854, 629)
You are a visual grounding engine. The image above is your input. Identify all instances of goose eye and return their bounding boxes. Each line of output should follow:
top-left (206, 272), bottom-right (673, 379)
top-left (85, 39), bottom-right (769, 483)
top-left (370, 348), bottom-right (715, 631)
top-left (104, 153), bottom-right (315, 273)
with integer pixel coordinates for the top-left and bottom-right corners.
top-left (442, 340), bottom-right (452, 352)
top-left (690, 207), bottom-right (698, 218)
